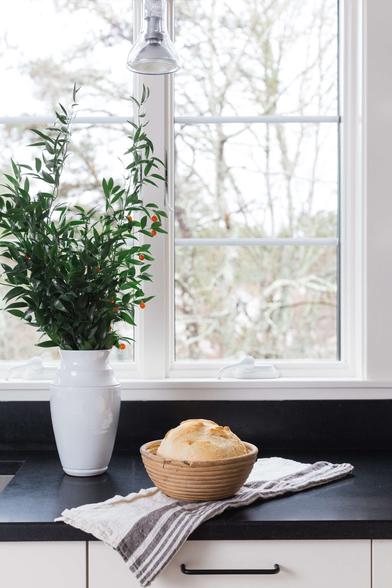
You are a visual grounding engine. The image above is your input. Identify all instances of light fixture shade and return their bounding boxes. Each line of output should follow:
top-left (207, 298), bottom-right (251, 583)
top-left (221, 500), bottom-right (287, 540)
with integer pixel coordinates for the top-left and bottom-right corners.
top-left (128, 0), bottom-right (180, 75)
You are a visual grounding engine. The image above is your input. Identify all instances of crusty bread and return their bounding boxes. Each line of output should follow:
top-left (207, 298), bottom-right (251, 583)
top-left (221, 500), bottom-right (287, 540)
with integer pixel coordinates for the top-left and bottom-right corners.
top-left (157, 419), bottom-right (247, 461)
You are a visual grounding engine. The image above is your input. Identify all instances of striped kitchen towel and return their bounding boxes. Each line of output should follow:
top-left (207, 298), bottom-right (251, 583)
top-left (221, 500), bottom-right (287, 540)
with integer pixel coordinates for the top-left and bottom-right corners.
top-left (56, 457), bottom-right (353, 586)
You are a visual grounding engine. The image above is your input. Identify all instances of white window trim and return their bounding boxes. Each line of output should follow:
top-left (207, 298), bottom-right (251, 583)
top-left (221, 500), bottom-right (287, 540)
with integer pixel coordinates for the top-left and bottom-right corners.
top-left (4, 0), bottom-right (390, 396)
top-left (3, 379), bottom-right (392, 402)
top-left (134, 0), bottom-right (365, 381)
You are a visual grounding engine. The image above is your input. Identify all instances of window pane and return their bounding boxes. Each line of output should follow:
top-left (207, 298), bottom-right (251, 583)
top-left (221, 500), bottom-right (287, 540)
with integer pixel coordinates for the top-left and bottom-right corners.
top-left (0, 282), bottom-right (133, 362)
top-left (0, 0), bottom-right (133, 116)
top-left (1, 280), bottom-right (134, 362)
top-left (0, 123), bottom-right (136, 361)
top-left (175, 245), bottom-right (337, 360)
top-left (174, 0), bottom-right (340, 363)
top-left (0, 124), bottom-right (130, 204)
top-left (0, 285), bottom-right (49, 361)
top-left (175, 123), bottom-right (338, 238)
top-left (175, 0), bottom-right (338, 116)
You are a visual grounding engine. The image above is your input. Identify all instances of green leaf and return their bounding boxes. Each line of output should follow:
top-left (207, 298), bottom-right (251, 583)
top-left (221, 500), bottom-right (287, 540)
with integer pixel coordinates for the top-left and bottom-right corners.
top-left (143, 178), bottom-right (158, 187)
top-left (119, 312), bottom-right (135, 326)
top-left (8, 309), bottom-right (26, 318)
top-left (30, 129), bottom-right (54, 143)
top-left (54, 299), bottom-right (68, 313)
top-left (111, 192), bottom-right (122, 204)
top-left (72, 82), bottom-right (80, 104)
top-left (41, 171), bottom-right (55, 184)
top-left (4, 286), bottom-right (27, 301)
top-left (130, 96), bottom-right (140, 108)
top-left (5, 301), bottom-right (28, 310)
top-left (11, 159), bottom-right (20, 178)
top-left (36, 340), bottom-right (58, 348)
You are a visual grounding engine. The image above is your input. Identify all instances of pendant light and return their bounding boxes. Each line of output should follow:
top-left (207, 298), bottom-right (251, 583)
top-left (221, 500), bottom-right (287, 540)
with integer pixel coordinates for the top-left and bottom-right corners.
top-left (128, 0), bottom-right (180, 75)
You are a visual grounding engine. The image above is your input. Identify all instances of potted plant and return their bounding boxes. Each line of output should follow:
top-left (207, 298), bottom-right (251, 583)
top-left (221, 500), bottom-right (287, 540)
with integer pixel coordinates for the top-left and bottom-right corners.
top-left (0, 85), bottom-right (166, 476)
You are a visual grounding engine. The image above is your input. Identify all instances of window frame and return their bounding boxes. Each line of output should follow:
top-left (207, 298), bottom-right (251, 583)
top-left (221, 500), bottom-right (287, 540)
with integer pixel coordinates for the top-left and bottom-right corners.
top-left (0, 0), bottom-right (368, 388)
top-left (137, 0), bottom-right (364, 379)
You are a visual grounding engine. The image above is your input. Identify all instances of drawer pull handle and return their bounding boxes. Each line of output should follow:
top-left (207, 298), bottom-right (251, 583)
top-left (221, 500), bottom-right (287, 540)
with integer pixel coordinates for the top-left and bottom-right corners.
top-left (180, 563), bottom-right (280, 575)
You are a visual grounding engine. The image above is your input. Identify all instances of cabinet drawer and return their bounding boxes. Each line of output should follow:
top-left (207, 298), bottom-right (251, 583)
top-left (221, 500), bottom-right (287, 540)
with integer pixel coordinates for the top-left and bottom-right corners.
top-left (373, 540), bottom-right (392, 588)
top-left (89, 539), bottom-right (370, 588)
top-left (0, 541), bottom-right (85, 588)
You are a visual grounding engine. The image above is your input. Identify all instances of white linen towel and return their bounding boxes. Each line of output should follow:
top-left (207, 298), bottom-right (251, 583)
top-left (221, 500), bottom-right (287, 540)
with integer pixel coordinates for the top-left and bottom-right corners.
top-left (56, 458), bottom-right (353, 586)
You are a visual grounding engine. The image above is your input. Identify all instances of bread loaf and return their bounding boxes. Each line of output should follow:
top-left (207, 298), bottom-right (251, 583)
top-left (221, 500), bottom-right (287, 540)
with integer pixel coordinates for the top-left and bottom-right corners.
top-left (157, 419), bottom-right (247, 461)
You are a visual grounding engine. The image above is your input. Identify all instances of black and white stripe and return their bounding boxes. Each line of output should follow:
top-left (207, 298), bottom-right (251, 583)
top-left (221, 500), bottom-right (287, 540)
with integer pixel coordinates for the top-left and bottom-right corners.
top-left (116, 461), bottom-right (353, 586)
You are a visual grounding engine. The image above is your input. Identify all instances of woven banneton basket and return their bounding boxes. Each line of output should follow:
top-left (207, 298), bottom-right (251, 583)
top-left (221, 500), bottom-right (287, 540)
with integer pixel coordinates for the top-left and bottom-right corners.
top-left (140, 439), bottom-right (258, 501)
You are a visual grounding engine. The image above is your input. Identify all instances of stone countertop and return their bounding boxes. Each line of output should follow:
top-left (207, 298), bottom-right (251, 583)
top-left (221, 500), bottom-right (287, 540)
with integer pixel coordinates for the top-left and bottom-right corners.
top-left (1, 449), bottom-right (392, 541)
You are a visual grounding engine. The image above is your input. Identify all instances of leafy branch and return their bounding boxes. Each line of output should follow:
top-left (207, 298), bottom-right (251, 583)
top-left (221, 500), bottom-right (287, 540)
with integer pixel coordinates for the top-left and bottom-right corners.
top-left (0, 85), bottom-right (166, 350)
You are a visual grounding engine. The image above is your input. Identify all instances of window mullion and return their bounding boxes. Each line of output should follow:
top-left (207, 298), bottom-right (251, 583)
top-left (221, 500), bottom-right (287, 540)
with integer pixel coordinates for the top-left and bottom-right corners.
top-left (135, 74), bottom-right (170, 379)
top-left (175, 238), bottom-right (339, 247)
top-left (0, 116), bottom-right (138, 125)
top-left (175, 115), bottom-right (340, 124)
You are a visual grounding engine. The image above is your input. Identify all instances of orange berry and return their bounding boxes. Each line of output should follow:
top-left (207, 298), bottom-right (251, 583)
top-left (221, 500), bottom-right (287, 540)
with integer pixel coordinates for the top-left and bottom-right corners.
top-left (127, 214), bottom-right (133, 222)
top-left (139, 254), bottom-right (145, 261)
top-left (119, 342), bottom-right (126, 350)
top-left (139, 301), bottom-right (146, 309)
top-left (151, 229), bottom-right (157, 237)
top-left (151, 215), bottom-right (158, 222)
top-left (113, 305), bottom-right (120, 312)
top-left (96, 266), bottom-right (101, 273)
top-left (111, 299), bottom-right (115, 304)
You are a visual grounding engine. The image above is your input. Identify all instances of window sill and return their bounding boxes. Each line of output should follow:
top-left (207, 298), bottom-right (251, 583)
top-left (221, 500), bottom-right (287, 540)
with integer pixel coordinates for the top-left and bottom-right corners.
top-left (1, 377), bottom-right (392, 400)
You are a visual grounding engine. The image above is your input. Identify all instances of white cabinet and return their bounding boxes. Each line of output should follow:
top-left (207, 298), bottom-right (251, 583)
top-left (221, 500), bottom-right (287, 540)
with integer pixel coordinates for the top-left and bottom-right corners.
top-left (0, 541), bottom-right (86, 588)
top-left (0, 538), bottom-right (373, 587)
top-left (89, 539), bottom-right (371, 588)
top-left (89, 541), bottom-right (139, 587)
top-left (372, 540), bottom-right (392, 588)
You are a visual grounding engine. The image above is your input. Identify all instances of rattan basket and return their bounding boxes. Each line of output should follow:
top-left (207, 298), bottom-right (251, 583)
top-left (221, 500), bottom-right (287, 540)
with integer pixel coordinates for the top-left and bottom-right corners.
top-left (140, 439), bottom-right (258, 501)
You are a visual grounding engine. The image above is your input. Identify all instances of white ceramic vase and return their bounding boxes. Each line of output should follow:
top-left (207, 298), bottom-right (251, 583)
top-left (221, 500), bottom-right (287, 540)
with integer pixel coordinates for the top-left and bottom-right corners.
top-left (50, 350), bottom-right (121, 477)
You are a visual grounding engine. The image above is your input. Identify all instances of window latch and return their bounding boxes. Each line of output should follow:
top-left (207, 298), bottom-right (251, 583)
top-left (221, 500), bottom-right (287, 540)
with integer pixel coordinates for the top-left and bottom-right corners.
top-left (217, 356), bottom-right (279, 380)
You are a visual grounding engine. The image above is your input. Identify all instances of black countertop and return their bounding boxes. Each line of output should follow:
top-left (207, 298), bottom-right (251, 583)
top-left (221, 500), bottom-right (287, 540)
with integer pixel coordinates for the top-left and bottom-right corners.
top-left (1, 449), bottom-right (392, 542)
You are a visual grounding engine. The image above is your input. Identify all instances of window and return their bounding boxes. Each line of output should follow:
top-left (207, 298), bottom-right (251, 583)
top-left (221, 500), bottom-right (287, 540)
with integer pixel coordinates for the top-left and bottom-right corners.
top-left (0, 0), bottom-right (365, 383)
top-left (0, 0), bottom-right (137, 368)
top-left (173, 0), bottom-right (340, 363)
